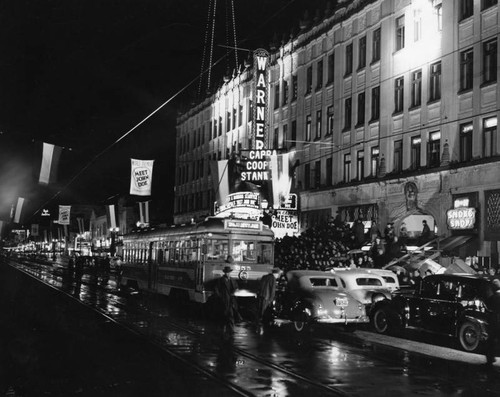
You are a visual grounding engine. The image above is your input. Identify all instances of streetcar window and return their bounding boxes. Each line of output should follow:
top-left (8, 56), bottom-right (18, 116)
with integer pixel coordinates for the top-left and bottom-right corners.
top-left (258, 243), bottom-right (273, 264)
top-left (232, 240), bottom-right (256, 262)
top-left (205, 239), bottom-right (229, 261)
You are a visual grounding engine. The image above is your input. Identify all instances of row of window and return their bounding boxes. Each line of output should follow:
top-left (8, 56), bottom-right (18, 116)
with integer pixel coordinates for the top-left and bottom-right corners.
top-left (460, 0), bottom-right (497, 21)
top-left (303, 116), bottom-right (497, 189)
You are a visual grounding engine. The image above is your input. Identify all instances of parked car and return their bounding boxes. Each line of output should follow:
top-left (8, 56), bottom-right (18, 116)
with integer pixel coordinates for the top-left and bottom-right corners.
top-left (264, 270), bottom-right (369, 332)
top-left (331, 268), bottom-right (393, 312)
top-left (370, 274), bottom-right (499, 353)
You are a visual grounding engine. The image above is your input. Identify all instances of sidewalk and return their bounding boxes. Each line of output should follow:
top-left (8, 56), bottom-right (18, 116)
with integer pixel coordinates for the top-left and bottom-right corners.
top-left (0, 259), bottom-right (238, 397)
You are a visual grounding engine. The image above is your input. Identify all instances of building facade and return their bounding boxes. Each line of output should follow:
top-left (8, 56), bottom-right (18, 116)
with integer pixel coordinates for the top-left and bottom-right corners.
top-left (175, 0), bottom-right (499, 262)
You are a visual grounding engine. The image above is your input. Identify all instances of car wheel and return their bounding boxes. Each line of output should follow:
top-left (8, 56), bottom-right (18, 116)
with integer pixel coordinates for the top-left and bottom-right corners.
top-left (293, 311), bottom-right (310, 332)
top-left (372, 308), bottom-right (390, 334)
top-left (458, 321), bottom-right (482, 353)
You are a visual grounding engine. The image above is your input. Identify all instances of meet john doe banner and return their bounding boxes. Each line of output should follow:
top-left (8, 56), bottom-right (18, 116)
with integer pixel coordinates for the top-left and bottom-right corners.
top-left (130, 159), bottom-right (154, 196)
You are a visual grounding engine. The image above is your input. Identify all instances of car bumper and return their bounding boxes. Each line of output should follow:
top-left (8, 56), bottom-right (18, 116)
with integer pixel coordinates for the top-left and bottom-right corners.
top-left (315, 315), bottom-right (370, 324)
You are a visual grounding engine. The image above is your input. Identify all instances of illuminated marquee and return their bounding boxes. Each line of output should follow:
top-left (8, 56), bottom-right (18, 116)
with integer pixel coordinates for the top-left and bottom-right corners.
top-left (241, 149), bottom-right (276, 182)
top-left (446, 207), bottom-right (477, 230)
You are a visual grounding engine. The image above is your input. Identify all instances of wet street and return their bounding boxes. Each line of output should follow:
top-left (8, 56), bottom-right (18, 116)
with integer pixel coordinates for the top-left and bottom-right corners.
top-left (2, 256), bottom-right (500, 396)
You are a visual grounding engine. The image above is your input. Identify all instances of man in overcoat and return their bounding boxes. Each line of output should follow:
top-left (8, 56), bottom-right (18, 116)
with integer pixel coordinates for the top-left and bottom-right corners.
top-left (214, 266), bottom-right (240, 337)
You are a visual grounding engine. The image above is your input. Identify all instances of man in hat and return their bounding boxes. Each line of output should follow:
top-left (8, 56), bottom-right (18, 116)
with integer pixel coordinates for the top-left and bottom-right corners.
top-left (214, 265), bottom-right (240, 338)
top-left (256, 267), bottom-right (283, 330)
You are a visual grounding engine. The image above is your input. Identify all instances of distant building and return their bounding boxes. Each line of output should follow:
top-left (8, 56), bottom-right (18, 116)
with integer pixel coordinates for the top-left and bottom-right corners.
top-left (175, 0), bottom-right (499, 264)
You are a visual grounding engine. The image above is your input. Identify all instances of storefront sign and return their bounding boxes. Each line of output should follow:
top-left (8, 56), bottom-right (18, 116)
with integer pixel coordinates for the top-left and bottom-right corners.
top-left (252, 49), bottom-right (269, 151)
top-left (240, 149), bottom-right (276, 182)
top-left (214, 192), bottom-right (261, 215)
top-left (446, 207), bottom-right (477, 230)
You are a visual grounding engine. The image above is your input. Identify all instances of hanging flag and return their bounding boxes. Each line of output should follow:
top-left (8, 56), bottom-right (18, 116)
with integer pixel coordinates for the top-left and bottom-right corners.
top-left (31, 224), bottom-right (39, 237)
top-left (39, 142), bottom-right (63, 185)
top-left (130, 159), bottom-right (154, 196)
top-left (138, 201), bottom-right (150, 225)
top-left (77, 217), bottom-right (85, 234)
top-left (209, 160), bottom-right (230, 205)
top-left (58, 205), bottom-right (71, 225)
top-left (13, 197), bottom-right (25, 224)
top-left (107, 205), bottom-right (117, 230)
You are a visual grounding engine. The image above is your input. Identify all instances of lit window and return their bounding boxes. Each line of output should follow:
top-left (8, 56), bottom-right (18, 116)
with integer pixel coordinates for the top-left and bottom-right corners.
top-left (396, 15), bottom-right (405, 51)
top-left (411, 136), bottom-right (421, 169)
top-left (483, 117), bottom-right (497, 157)
top-left (371, 147), bottom-right (380, 176)
top-left (427, 131), bottom-right (441, 167)
top-left (460, 123), bottom-right (473, 162)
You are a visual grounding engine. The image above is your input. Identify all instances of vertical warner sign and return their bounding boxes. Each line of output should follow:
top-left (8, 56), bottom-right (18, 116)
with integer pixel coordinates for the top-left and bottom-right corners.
top-left (253, 49), bottom-right (269, 151)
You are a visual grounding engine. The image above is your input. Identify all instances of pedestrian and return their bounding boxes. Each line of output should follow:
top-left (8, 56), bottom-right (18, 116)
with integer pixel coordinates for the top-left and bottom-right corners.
top-left (214, 265), bottom-right (240, 338)
top-left (486, 279), bottom-right (500, 365)
top-left (352, 219), bottom-right (366, 248)
top-left (419, 220), bottom-right (432, 245)
top-left (399, 222), bottom-right (409, 245)
top-left (256, 267), bottom-right (282, 331)
top-left (370, 220), bottom-right (380, 242)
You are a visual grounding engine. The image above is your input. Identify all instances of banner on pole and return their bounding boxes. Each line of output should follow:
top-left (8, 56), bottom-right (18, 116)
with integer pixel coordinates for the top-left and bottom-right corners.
top-left (58, 205), bottom-right (71, 225)
top-left (130, 159), bottom-right (154, 196)
top-left (39, 142), bottom-right (63, 185)
top-left (13, 198), bottom-right (25, 224)
top-left (107, 205), bottom-right (117, 230)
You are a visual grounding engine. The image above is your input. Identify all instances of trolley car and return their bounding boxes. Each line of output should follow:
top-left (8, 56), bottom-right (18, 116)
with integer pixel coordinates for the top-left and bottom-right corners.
top-left (120, 217), bottom-right (274, 303)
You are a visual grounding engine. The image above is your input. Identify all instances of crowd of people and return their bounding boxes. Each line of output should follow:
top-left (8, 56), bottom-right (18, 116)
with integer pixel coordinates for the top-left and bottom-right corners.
top-left (274, 217), bottom-right (414, 274)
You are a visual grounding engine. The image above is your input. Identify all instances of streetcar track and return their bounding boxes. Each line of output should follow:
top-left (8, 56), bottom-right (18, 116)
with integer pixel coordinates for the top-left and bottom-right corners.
top-left (9, 260), bottom-right (346, 396)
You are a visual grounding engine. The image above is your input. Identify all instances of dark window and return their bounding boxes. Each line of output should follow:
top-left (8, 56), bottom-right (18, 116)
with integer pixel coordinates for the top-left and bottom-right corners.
top-left (344, 98), bottom-right (352, 129)
top-left (429, 61), bottom-right (441, 102)
top-left (274, 84), bottom-right (280, 109)
top-left (411, 69), bottom-right (422, 107)
top-left (315, 110), bottom-right (322, 139)
top-left (345, 43), bottom-right (353, 75)
top-left (371, 147), bottom-right (379, 176)
top-left (283, 80), bottom-right (289, 106)
top-left (273, 127), bottom-right (279, 149)
top-left (343, 154), bottom-right (351, 182)
top-left (483, 117), bottom-right (498, 157)
top-left (306, 115), bottom-right (312, 141)
top-left (396, 16), bottom-right (405, 51)
top-left (327, 106), bottom-right (334, 136)
top-left (428, 131), bottom-right (441, 167)
top-left (282, 124), bottom-right (288, 149)
top-left (411, 136), bottom-right (421, 169)
top-left (239, 105), bottom-right (243, 126)
top-left (316, 59), bottom-right (323, 89)
top-left (213, 119), bottom-right (217, 139)
top-left (248, 100), bottom-right (253, 122)
top-left (304, 163), bottom-right (311, 189)
top-left (460, 123), bottom-right (473, 162)
top-left (326, 157), bottom-right (333, 186)
top-left (314, 160), bottom-right (321, 187)
top-left (226, 111), bottom-right (231, 132)
top-left (372, 28), bottom-right (381, 62)
top-left (327, 52), bottom-right (335, 83)
top-left (219, 116), bottom-right (223, 136)
top-left (357, 150), bottom-right (365, 180)
top-left (394, 140), bottom-right (403, 173)
top-left (460, 0), bottom-right (474, 20)
top-left (357, 92), bottom-right (365, 126)
top-left (460, 48), bottom-right (474, 91)
top-left (483, 0), bottom-right (497, 10)
top-left (306, 66), bottom-right (313, 94)
top-left (233, 108), bottom-right (237, 130)
top-left (292, 75), bottom-right (298, 101)
top-left (483, 39), bottom-right (497, 84)
top-left (358, 36), bottom-right (366, 69)
top-left (291, 120), bottom-right (297, 147)
top-left (394, 77), bottom-right (404, 113)
top-left (371, 86), bottom-right (380, 121)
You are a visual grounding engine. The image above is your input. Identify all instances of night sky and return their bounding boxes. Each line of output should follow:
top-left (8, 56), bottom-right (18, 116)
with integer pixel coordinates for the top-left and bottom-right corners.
top-left (0, 0), bottom-right (333, 226)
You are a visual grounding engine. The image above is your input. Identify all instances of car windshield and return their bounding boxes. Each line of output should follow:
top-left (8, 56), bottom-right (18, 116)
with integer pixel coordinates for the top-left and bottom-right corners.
top-left (355, 277), bottom-right (383, 286)
top-left (309, 277), bottom-right (338, 287)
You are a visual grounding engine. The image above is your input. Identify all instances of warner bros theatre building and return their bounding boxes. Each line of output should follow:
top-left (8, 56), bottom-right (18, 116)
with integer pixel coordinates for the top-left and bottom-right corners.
top-left (175, 0), bottom-right (500, 266)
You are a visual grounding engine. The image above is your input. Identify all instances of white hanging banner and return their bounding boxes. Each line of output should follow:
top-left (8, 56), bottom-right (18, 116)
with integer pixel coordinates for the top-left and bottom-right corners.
top-left (58, 205), bottom-right (71, 225)
top-left (130, 159), bottom-right (154, 196)
top-left (13, 197), bottom-right (25, 224)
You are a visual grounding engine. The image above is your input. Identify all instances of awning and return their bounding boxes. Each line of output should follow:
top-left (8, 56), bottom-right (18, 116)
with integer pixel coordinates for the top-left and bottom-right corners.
top-left (437, 235), bottom-right (475, 252)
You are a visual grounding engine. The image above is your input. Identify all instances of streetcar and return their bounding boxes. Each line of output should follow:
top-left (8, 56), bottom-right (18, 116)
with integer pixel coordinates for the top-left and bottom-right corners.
top-left (119, 217), bottom-right (274, 303)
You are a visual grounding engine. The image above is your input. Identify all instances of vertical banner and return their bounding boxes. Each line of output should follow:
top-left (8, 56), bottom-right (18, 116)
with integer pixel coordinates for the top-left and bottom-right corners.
top-left (0, 220), bottom-right (3, 239)
top-left (107, 205), bottom-right (117, 230)
top-left (138, 201), bottom-right (150, 225)
top-left (252, 49), bottom-right (269, 150)
top-left (58, 205), bottom-right (71, 225)
top-left (130, 159), bottom-right (154, 196)
top-left (209, 160), bottom-right (229, 205)
top-left (39, 142), bottom-right (63, 185)
top-left (31, 224), bottom-right (39, 237)
top-left (13, 197), bottom-right (25, 224)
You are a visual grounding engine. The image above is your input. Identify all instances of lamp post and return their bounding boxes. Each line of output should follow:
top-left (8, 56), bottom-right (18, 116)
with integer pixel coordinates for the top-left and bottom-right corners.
top-left (109, 227), bottom-right (119, 256)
